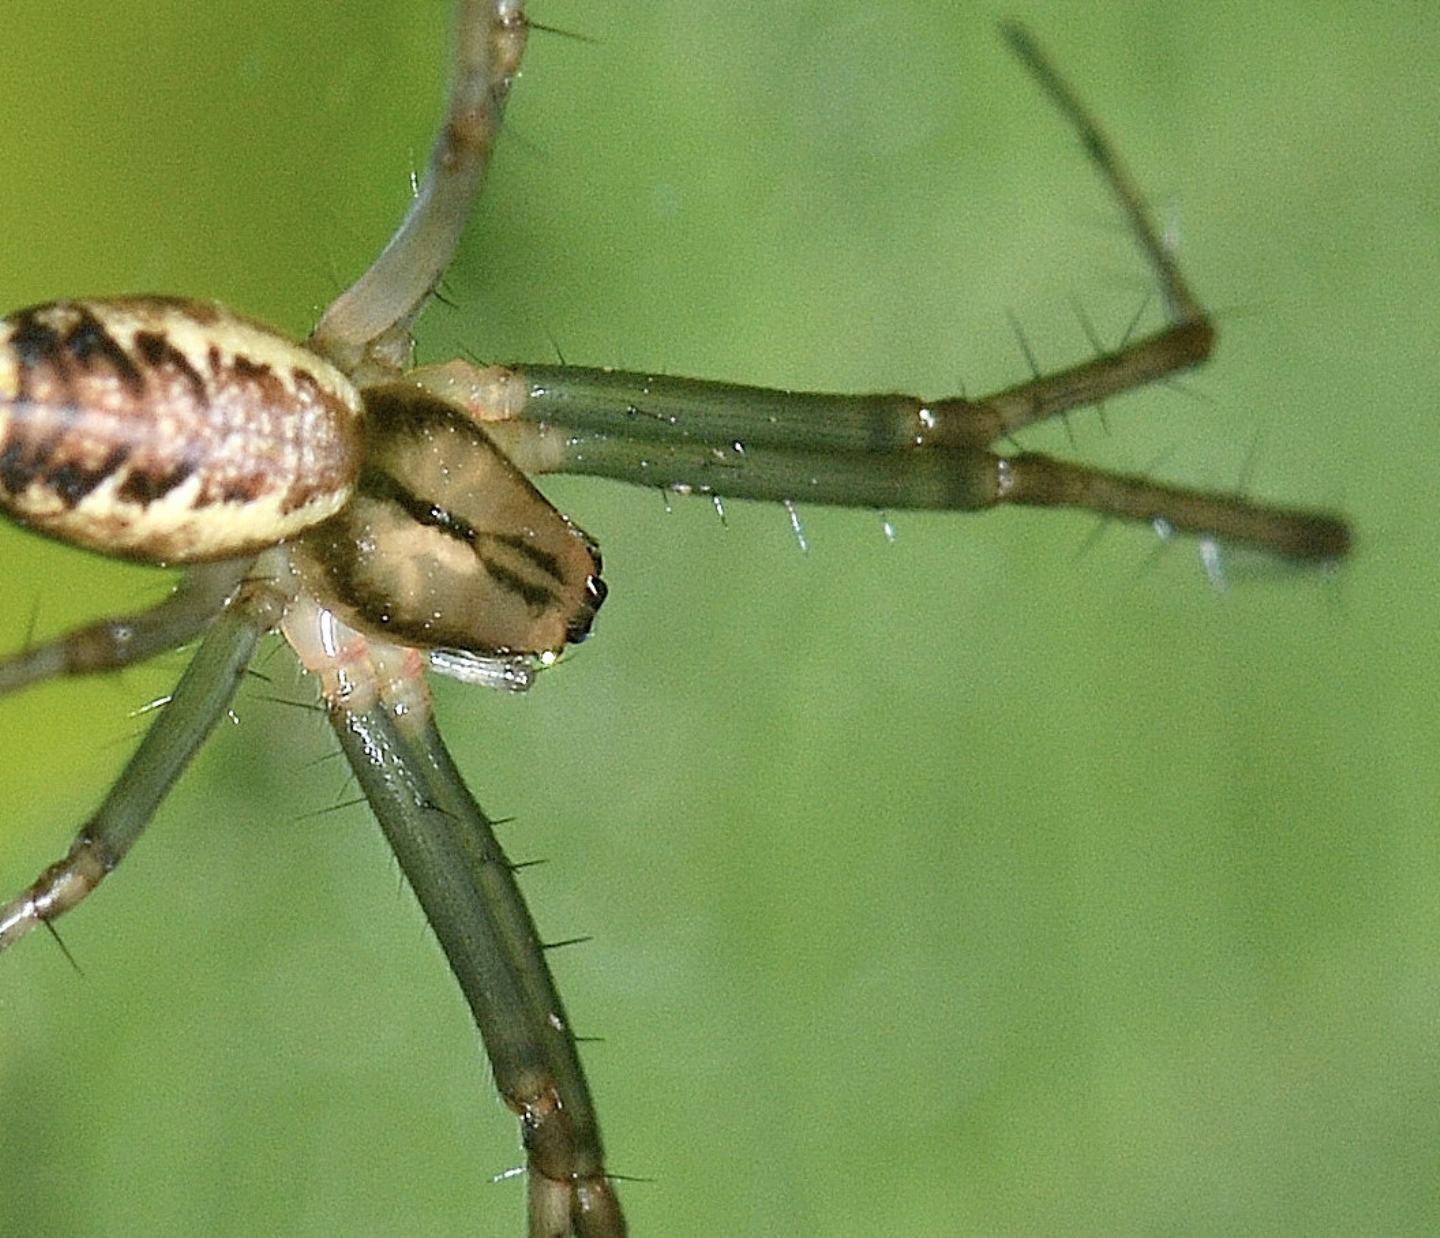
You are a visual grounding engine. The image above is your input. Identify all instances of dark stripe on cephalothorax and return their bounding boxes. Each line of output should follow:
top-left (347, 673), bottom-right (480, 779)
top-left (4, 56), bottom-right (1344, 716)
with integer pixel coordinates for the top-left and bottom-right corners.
top-left (134, 330), bottom-right (208, 402)
top-left (359, 465), bottom-right (481, 548)
top-left (358, 466), bottom-right (561, 613)
top-left (485, 530), bottom-right (566, 584)
top-left (478, 552), bottom-right (558, 611)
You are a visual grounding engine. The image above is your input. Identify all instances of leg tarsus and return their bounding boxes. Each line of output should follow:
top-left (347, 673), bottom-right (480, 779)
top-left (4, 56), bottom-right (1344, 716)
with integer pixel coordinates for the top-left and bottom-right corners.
top-left (1000, 452), bottom-right (1350, 563)
top-left (1000, 20), bottom-right (1205, 326)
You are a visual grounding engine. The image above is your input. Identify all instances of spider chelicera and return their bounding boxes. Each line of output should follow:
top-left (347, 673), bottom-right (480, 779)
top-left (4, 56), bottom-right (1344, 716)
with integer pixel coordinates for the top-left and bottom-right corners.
top-left (0, 6), bottom-right (1350, 1237)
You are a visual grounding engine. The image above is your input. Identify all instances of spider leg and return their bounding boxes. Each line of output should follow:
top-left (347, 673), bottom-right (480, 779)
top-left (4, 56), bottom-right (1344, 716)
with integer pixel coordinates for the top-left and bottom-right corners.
top-left (0, 560), bottom-right (247, 697)
top-left (0, 555), bottom-right (288, 951)
top-left (406, 357), bottom-right (1349, 562)
top-left (406, 22), bottom-right (1348, 565)
top-left (284, 598), bottom-right (625, 1238)
top-left (408, 11), bottom-right (1211, 454)
top-left (308, 0), bottom-right (530, 378)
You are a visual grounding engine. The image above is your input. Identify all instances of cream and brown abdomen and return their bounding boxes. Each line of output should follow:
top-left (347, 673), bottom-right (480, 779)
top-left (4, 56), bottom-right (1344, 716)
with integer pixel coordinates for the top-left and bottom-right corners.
top-left (0, 298), bottom-right (363, 563)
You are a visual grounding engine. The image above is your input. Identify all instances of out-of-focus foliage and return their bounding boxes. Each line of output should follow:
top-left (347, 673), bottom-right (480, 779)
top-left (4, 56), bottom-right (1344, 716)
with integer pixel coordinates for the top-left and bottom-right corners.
top-left (0, 3), bottom-right (1433, 1234)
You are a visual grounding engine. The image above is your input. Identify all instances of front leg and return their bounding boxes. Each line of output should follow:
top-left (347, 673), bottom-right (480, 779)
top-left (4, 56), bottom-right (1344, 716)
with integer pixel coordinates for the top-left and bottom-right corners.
top-left (283, 596), bottom-right (626, 1238)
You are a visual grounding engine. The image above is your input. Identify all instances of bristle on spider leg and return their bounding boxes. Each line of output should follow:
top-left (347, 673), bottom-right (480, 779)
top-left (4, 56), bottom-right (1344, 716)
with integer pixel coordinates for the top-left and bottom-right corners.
top-left (1071, 514), bottom-right (1115, 563)
top-left (782, 500), bottom-right (810, 553)
top-left (21, 594), bottom-right (40, 654)
top-left (42, 920), bottom-right (83, 976)
top-left (1067, 293), bottom-right (1114, 434)
top-left (292, 797), bottom-right (370, 824)
top-left (1005, 307), bottom-right (1044, 381)
top-left (526, 18), bottom-right (599, 44)
top-left (1068, 292), bottom-right (1106, 356)
top-left (1008, 306), bottom-right (1077, 446)
top-left (1116, 288), bottom-right (1154, 350)
top-left (542, 935), bottom-right (594, 952)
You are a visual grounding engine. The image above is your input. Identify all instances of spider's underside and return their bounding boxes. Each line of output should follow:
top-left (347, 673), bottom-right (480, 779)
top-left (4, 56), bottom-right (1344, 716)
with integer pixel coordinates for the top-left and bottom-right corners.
top-left (0, 5), bottom-right (1351, 1237)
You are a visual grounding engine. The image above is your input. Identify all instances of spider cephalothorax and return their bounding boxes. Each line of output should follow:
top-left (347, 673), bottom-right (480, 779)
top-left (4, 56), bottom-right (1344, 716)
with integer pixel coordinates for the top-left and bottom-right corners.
top-left (289, 382), bottom-right (605, 659)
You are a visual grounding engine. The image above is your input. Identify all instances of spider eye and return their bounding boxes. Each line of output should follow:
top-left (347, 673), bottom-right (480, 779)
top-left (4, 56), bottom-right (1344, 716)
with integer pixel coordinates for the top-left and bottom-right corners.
top-left (289, 383), bottom-right (605, 660)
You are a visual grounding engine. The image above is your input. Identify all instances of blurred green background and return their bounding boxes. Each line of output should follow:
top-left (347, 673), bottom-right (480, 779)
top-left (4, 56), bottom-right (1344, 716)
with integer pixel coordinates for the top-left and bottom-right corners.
top-left (0, 3), bottom-right (1434, 1234)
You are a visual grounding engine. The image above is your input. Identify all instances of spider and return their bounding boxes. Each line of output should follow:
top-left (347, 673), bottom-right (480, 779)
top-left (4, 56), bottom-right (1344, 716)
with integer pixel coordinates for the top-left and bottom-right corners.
top-left (0, 5), bottom-right (1354, 1236)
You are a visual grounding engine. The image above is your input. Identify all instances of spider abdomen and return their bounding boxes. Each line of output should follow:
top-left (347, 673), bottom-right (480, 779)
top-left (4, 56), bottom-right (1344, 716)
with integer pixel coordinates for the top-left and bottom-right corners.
top-left (0, 297), bottom-right (363, 564)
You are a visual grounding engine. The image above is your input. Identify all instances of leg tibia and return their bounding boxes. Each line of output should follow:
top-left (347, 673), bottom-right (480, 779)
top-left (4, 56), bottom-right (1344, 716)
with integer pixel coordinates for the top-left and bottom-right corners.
top-left (330, 690), bottom-right (624, 1234)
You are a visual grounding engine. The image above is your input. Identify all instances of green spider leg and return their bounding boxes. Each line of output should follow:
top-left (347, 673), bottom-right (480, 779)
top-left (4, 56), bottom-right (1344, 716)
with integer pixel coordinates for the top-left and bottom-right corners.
top-left (0, 554), bottom-right (288, 950)
top-left (284, 596), bottom-right (624, 1237)
top-left (0, 560), bottom-right (247, 697)
top-left (410, 23), bottom-right (1348, 566)
top-left (308, 0), bottom-right (529, 379)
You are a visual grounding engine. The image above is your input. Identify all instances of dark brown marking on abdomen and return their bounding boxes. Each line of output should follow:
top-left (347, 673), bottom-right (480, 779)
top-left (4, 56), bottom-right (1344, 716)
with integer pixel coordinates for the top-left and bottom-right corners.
top-left (48, 444), bottom-right (132, 507)
top-left (63, 308), bottom-right (145, 395)
top-left (134, 330), bottom-right (207, 402)
top-left (117, 458), bottom-right (195, 505)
